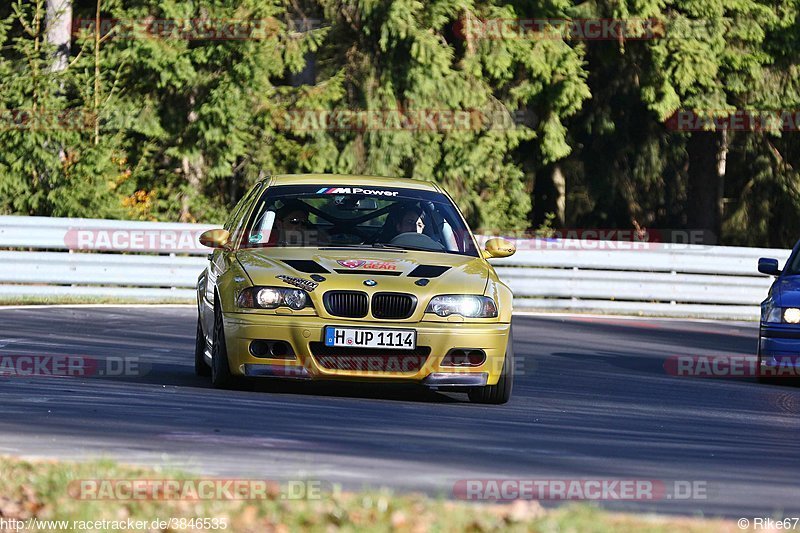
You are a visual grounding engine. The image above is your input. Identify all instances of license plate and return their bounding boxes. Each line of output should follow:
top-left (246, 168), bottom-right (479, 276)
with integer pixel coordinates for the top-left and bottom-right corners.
top-left (324, 326), bottom-right (416, 350)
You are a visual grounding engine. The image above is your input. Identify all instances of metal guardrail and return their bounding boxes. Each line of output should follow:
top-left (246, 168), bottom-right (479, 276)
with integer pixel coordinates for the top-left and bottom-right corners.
top-left (0, 215), bottom-right (211, 303)
top-left (487, 240), bottom-right (793, 318)
top-left (0, 215), bottom-right (790, 318)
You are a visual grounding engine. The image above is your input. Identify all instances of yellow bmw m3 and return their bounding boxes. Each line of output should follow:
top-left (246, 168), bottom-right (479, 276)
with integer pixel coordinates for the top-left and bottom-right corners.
top-left (195, 174), bottom-right (516, 404)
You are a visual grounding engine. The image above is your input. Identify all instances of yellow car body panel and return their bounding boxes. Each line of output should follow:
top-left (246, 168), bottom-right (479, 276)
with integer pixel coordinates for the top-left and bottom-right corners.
top-left (224, 315), bottom-right (510, 384)
top-left (267, 173), bottom-right (440, 191)
top-left (197, 174), bottom-right (514, 394)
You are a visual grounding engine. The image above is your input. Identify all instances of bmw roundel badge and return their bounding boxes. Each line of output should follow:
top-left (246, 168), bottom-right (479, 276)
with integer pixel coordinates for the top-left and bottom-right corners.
top-left (363, 279), bottom-right (377, 287)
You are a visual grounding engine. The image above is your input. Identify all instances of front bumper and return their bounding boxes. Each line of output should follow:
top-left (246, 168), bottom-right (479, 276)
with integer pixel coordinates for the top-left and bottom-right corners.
top-left (759, 325), bottom-right (800, 370)
top-left (223, 313), bottom-right (510, 386)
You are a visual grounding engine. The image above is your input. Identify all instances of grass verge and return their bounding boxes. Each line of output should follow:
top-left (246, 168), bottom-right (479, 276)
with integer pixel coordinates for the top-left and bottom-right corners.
top-left (0, 456), bottom-right (739, 532)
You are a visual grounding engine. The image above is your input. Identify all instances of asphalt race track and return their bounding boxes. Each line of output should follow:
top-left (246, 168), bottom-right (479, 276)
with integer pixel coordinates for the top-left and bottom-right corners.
top-left (0, 306), bottom-right (798, 518)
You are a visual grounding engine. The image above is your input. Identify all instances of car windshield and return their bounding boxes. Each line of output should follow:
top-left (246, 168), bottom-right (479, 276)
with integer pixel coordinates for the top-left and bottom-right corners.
top-left (784, 250), bottom-right (800, 275)
top-left (240, 184), bottom-right (479, 256)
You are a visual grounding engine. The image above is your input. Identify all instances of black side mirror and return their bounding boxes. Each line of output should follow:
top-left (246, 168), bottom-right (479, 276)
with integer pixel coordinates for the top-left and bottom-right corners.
top-left (758, 257), bottom-right (781, 276)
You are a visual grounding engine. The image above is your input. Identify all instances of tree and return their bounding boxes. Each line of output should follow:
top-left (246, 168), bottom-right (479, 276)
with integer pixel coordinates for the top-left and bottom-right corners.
top-left (0, 0), bottom-right (126, 218)
top-left (639, 0), bottom-right (780, 243)
top-left (273, 0), bottom-right (589, 232)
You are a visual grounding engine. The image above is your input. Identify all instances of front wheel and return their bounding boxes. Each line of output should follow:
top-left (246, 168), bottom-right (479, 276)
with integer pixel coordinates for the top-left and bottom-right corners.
top-left (211, 301), bottom-right (239, 389)
top-left (195, 316), bottom-right (211, 377)
top-left (468, 333), bottom-right (514, 405)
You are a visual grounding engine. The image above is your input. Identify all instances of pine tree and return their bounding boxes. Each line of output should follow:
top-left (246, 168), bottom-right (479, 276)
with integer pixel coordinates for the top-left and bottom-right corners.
top-left (0, 0), bottom-right (126, 218)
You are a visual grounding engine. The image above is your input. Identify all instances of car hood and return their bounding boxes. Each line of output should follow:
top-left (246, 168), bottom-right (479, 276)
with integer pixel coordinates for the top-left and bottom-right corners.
top-left (235, 248), bottom-right (490, 300)
top-left (774, 275), bottom-right (800, 307)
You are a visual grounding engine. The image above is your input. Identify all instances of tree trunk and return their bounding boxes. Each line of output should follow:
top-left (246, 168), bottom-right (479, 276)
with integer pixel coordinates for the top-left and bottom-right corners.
top-left (180, 92), bottom-right (204, 222)
top-left (45, 0), bottom-right (72, 72)
top-left (180, 155), bottom-right (204, 223)
top-left (531, 163), bottom-right (566, 228)
top-left (686, 131), bottom-right (727, 245)
top-left (551, 164), bottom-right (566, 226)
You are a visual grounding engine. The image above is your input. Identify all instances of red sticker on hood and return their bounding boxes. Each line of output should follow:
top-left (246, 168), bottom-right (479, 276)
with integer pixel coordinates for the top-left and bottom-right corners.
top-left (337, 260), bottom-right (366, 269)
top-left (336, 259), bottom-right (397, 270)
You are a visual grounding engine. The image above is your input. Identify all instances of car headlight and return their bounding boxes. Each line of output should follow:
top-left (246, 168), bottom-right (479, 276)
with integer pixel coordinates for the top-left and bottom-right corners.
top-left (425, 295), bottom-right (498, 318)
top-left (237, 287), bottom-right (311, 310)
top-left (784, 308), bottom-right (800, 324)
top-left (762, 302), bottom-right (800, 324)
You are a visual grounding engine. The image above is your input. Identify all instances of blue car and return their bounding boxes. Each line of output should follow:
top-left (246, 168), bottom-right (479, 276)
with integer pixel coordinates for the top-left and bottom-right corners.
top-left (758, 250), bottom-right (800, 384)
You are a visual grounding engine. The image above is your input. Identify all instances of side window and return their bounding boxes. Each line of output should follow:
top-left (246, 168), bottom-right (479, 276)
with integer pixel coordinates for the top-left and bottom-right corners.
top-left (246, 197), bottom-right (270, 241)
top-left (223, 182), bottom-right (264, 244)
top-left (230, 183), bottom-right (265, 247)
top-left (223, 199), bottom-right (244, 233)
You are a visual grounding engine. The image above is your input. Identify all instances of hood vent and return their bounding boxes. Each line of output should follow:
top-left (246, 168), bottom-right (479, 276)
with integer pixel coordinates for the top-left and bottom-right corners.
top-left (407, 265), bottom-right (450, 278)
top-left (282, 260), bottom-right (330, 274)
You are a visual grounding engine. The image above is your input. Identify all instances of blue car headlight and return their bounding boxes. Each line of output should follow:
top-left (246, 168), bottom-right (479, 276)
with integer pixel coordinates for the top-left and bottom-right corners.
top-left (762, 302), bottom-right (800, 324)
top-left (784, 308), bottom-right (800, 324)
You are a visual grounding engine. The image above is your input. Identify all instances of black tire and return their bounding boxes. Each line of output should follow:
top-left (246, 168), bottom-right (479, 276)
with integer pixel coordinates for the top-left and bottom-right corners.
top-left (195, 315), bottom-right (211, 377)
top-left (211, 301), bottom-right (238, 389)
top-left (468, 333), bottom-right (514, 405)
